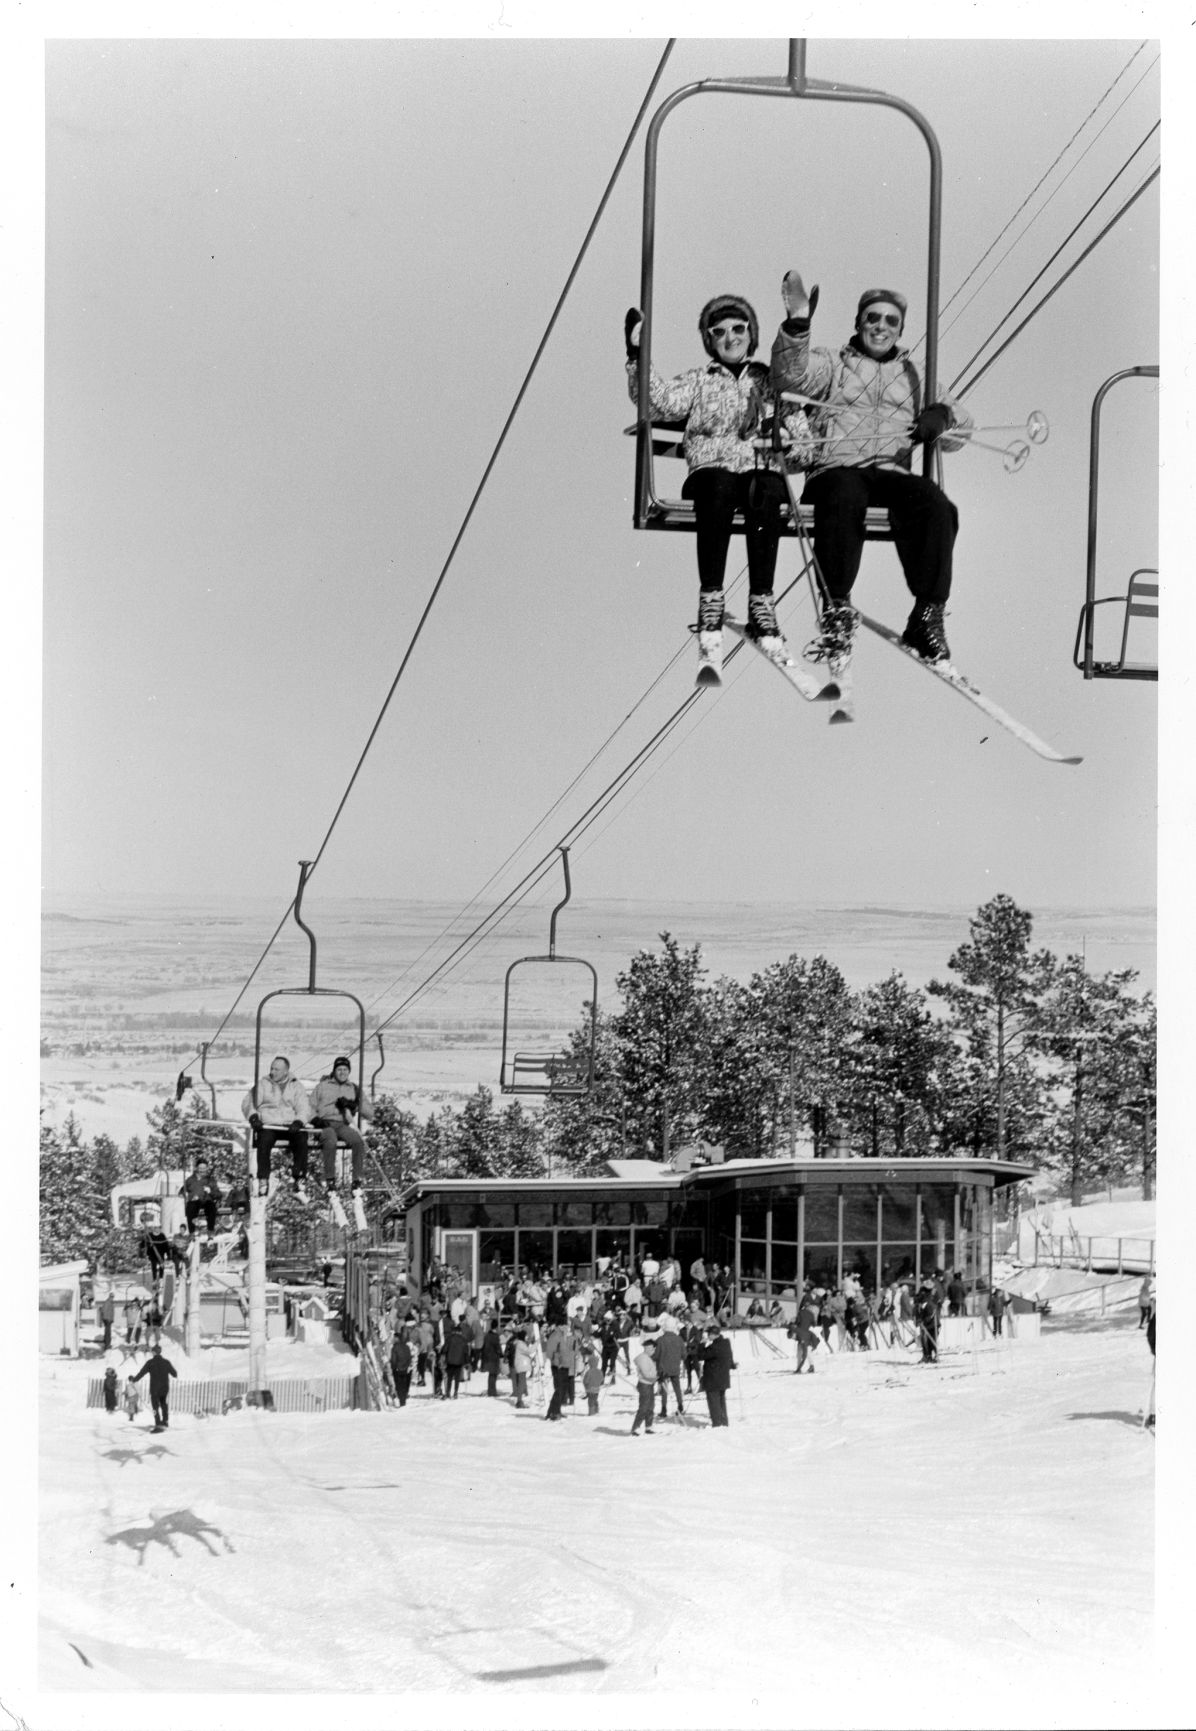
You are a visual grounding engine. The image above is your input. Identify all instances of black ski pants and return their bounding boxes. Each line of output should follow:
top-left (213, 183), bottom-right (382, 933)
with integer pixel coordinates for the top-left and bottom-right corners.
top-left (803, 465), bottom-right (958, 604)
top-left (392, 1372), bottom-right (411, 1407)
top-left (151, 1395), bottom-right (169, 1426)
top-left (254, 1124), bottom-right (309, 1183)
top-left (704, 1388), bottom-right (729, 1428)
top-left (658, 1373), bottom-right (684, 1416)
top-left (682, 467), bottom-right (788, 596)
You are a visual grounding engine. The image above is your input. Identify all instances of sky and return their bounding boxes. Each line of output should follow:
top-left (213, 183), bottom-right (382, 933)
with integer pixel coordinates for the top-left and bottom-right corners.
top-left (32, 27), bottom-right (1167, 931)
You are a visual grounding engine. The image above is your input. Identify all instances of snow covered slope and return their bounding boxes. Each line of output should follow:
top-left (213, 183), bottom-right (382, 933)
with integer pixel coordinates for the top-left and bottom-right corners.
top-left (26, 1316), bottom-right (1163, 1729)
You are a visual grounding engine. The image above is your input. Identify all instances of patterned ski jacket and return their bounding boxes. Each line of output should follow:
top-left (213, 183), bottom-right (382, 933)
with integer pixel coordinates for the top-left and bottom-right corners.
top-left (627, 356), bottom-right (814, 476)
top-left (768, 321), bottom-right (971, 473)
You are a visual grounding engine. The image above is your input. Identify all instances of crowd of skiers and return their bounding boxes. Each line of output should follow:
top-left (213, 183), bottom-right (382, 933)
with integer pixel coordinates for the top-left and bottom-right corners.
top-left (375, 1256), bottom-right (741, 1432)
top-left (786, 1269), bottom-right (1010, 1369)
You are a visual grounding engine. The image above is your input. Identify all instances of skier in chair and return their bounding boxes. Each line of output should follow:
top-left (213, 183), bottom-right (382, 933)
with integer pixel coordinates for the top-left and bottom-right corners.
top-left (625, 294), bottom-right (814, 682)
top-left (309, 1056), bottom-right (373, 1203)
top-left (768, 273), bottom-right (971, 667)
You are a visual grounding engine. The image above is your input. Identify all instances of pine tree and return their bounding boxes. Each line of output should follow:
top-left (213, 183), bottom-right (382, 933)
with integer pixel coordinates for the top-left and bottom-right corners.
top-left (39, 1116), bottom-right (105, 1266)
top-left (845, 973), bottom-right (952, 1158)
top-left (928, 895), bottom-right (1054, 1162)
top-left (613, 934), bottom-right (710, 1160)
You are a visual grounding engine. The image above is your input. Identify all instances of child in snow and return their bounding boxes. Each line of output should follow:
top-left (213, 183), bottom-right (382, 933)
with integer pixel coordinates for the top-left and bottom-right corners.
top-left (582, 1348), bottom-right (604, 1416)
top-left (102, 1367), bottom-right (119, 1413)
top-left (122, 1377), bottom-right (141, 1422)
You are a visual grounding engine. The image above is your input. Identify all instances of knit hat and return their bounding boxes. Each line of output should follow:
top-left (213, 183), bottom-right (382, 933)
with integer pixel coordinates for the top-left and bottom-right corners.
top-left (699, 294), bottom-right (759, 359)
top-left (332, 1056), bottom-right (351, 1071)
top-left (856, 288), bottom-right (908, 326)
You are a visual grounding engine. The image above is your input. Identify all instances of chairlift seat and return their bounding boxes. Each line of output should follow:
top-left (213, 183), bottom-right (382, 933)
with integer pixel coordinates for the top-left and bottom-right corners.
top-left (1073, 568), bottom-right (1158, 681)
top-left (627, 422), bottom-right (893, 540)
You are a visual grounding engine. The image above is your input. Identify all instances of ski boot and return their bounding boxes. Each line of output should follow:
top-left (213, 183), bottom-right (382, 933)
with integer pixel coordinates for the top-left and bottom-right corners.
top-left (804, 601), bottom-right (858, 673)
top-left (745, 592), bottom-right (788, 667)
top-left (901, 600), bottom-right (951, 664)
top-left (294, 1180), bottom-right (310, 1205)
top-left (694, 588), bottom-right (725, 688)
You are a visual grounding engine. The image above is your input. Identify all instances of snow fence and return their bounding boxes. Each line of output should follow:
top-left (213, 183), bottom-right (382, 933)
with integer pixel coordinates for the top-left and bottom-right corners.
top-left (85, 1374), bottom-right (360, 1413)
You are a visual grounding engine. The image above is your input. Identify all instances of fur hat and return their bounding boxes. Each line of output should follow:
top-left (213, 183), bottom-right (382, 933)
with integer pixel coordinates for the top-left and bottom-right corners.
top-left (856, 288), bottom-right (908, 327)
top-left (699, 294), bottom-right (759, 358)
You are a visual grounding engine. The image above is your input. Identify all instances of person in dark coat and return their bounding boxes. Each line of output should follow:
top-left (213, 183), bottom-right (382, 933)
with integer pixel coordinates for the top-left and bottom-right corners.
top-left (654, 1326), bottom-right (686, 1419)
top-left (389, 1327), bottom-right (414, 1407)
top-left (987, 1287), bottom-right (1009, 1336)
top-left (102, 1366), bottom-right (119, 1413)
top-left (181, 1160), bottom-right (223, 1236)
top-left (946, 1272), bottom-right (968, 1317)
top-left (443, 1323), bottom-right (470, 1399)
top-left (699, 1324), bottom-right (736, 1427)
top-left (130, 1345), bottom-right (178, 1428)
top-left (479, 1320), bottom-right (503, 1397)
top-left (915, 1280), bottom-right (939, 1363)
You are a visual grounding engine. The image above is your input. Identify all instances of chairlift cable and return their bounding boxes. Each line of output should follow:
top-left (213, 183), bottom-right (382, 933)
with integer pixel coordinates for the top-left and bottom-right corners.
top-left (193, 40), bottom-right (676, 1070)
top-left (948, 124), bottom-right (1159, 396)
top-left (953, 164), bottom-right (1159, 400)
top-left (932, 43), bottom-right (1154, 340)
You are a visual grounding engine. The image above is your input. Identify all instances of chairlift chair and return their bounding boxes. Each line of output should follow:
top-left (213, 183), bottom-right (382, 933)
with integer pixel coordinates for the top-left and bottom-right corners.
top-left (1074, 366), bottom-right (1159, 681)
top-left (631, 40), bottom-right (945, 543)
top-left (499, 847), bottom-right (598, 1098)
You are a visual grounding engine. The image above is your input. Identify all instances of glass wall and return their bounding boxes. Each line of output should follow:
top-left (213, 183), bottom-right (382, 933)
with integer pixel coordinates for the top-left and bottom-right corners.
top-left (413, 1178), bottom-right (999, 1303)
top-left (720, 1177), bottom-right (996, 1307)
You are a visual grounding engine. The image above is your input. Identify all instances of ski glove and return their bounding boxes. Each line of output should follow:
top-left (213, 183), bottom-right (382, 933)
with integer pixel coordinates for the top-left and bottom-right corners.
top-left (781, 272), bottom-right (819, 321)
top-left (248, 1112), bottom-right (262, 1131)
top-left (310, 1116), bottom-right (329, 1129)
top-left (912, 403), bottom-right (954, 444)
top-left (289, 1119), bottom-right (306, 1132)
top-left (624, 306), bottom-right (643, 359)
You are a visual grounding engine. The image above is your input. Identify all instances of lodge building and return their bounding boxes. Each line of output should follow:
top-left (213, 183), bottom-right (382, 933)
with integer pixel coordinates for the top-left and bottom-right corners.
top-left (400, 1153), bottom-right (1033, 1311)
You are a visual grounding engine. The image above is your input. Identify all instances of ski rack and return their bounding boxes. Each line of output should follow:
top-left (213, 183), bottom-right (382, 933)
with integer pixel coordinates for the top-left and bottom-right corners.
top-left (632, 38), bottom-right (944, 535)
top-left (1074, 366), bottom-right (1159, 680)
top-left (499, 847), bottom-right (598, 1098)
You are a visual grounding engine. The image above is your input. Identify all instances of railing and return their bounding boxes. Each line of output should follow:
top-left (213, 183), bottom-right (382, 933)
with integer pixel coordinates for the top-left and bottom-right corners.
top-left (1030, 1233), bottom-right (1154, 1274)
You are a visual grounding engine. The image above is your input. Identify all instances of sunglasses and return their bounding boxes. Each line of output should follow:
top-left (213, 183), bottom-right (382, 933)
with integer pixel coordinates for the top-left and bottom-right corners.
top-left (709, 321), bottom-right (749, 339)
top-left (862, 311), bottom-right (902, 329)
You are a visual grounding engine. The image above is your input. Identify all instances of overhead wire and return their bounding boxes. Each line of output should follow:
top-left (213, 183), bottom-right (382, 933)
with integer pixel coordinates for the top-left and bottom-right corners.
top-left (953, 162), bottom-right (1159, 400)
top-left (931, 43), bottom-right (1154, 342)
top-left (949, 122), bottom-right (1160, 396)
top-left (190, 38), bottom-right (676, 1068)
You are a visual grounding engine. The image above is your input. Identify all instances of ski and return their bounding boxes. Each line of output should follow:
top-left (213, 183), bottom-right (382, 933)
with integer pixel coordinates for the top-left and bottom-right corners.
top-left (722, 618), bottom-right (844, 708)
top-left (352, 1191), bottom-right (368, 1232)
top-left (328, 1190), bottom-right (350, 1230)
top-left (854, 610), bottom-right (1083, 765)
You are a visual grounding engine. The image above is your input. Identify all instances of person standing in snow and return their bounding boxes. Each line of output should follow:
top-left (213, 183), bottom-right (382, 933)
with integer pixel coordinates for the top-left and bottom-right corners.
top-left (98, 1289), bottom-right (116, 1352)
top-left (915, 1279), bottom-right (939, 1364)
top-left (699, 1323), bottom-right (737, 1428)
top-left (1138, 1275), bottom-right (1154, 1329)
top-left (389, 1324), bottom-right (414, 1407)
top-left (654, 1322), bottom-right (686, 1420)
top-left (130, 1344), bottom-right (178, 1428)
top-left (510, 1329), bottom-right (532, 1410)
top-left (479, 1319), bottom-right (503, 1397)
top-left (630, 1338), bottom-right (658, 1436)
top-left (987, 1287), bottom-right (1009, 1337)
top-left (102, 1366), bottom-right (119, 1413)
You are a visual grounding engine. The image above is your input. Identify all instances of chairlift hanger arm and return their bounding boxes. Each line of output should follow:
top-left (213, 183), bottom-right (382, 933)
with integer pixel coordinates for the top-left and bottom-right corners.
top-left (1080, 366), bottom-right (1159, 680)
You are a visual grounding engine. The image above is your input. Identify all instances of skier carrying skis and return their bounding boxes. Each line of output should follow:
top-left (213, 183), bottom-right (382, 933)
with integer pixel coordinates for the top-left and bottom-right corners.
top-left (768, 273), bottom-right (972, 666)
top-left (625, 294), bottom-right (815, 681)
top-left (308, 1056), bottom-right (373, 1201)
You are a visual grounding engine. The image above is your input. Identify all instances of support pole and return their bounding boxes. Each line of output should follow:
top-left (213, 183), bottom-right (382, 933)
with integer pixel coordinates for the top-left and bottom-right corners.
top-left (247, 1133), bottom-right (268, 1397)
top-left (185, 1237), bottom-right (202, 1358)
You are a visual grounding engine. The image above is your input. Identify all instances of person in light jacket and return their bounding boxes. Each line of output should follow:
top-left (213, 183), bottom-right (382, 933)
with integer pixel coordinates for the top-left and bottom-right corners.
top-left (241, 1056), bottom-right (311, 1197)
